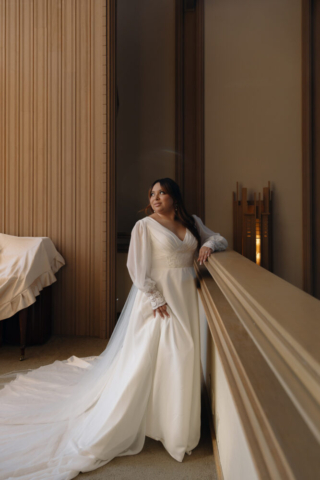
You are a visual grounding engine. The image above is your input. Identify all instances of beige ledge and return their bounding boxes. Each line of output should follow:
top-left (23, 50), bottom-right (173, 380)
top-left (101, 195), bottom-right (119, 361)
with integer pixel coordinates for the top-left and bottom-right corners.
top-left (195, 249), bottom-right (320, 480)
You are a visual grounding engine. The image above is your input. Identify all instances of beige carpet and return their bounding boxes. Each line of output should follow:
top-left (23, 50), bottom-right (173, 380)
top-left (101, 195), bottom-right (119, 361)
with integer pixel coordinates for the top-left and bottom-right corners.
top-left (0, 336), bottom-right (217, 480)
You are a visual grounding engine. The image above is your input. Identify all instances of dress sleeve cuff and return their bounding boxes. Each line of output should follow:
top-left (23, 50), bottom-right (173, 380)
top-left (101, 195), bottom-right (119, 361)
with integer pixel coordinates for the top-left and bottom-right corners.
top-left (202, 240), bottom-right (216, 251)
top-left (202, 237), bottom-right (228, 252)
top-left (150, 292), bottom-right (167, 310)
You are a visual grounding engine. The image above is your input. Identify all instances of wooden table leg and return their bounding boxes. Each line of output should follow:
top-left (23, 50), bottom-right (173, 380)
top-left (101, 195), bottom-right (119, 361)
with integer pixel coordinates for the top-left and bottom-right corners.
top-left (19, 309), bottom-right (28, 361)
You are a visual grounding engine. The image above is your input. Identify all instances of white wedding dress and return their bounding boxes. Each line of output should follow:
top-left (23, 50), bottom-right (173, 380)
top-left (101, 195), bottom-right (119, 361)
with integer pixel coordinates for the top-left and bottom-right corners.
top-left (0, 214), bottom-right (227, 480)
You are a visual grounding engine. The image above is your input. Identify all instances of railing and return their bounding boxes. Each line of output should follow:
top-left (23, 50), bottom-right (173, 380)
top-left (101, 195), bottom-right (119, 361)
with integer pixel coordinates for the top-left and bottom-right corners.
top-left (195, 250), bottom-right (320, 480)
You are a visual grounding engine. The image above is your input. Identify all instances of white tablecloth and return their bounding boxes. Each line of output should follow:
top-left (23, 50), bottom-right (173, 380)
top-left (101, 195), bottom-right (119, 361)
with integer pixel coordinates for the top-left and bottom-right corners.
top-left (0, 234), bottom-right (65, 321)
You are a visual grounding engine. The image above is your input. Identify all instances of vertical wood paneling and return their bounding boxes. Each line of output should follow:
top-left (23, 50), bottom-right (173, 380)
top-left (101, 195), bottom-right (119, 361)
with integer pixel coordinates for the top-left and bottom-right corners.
top-left (90, 0), bottom-right (95, 336)
top-left (0, 0), bottom-right (114, 337)
top-left (104, 0), bottom-right (117, 338)
top-left (102, 0), bottom-right (108, 337)
top-left (19, 0), bottom-right (33, 236)
top-left (75, 0), bottom-right (90, 335)
top-left (0, 1), bottom-right (6, 232)
top-left (92, 0), bottom-right (108, 338)
top-left (92, 0), bottom-right (100, 337)
top-left (48, 0), bottom-right (63, 326)
top-left (48, 0), bottom-right (62, 248)
top-left (61, 0), bottom-right (76, 335)
top-left (6, 0), bottom-right (19, 235)
top-left (91, 0), bottom-right (109, 337)
top-left (33, 0), bottom-right (48, 237)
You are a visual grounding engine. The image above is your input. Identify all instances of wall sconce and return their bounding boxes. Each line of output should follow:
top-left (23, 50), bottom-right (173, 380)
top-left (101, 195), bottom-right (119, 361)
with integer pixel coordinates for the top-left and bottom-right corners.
top-left (233, 182), bottom-right (272, 271)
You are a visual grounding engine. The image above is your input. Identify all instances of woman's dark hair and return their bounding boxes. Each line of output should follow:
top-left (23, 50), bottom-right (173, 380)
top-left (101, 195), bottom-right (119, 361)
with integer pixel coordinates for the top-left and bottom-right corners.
top-left (140, 177), bottom-right (201, 250)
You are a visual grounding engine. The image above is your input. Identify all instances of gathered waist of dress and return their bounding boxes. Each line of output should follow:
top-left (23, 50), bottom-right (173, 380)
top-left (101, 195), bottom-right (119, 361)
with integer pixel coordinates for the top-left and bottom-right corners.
top-left (151, 253), bottom-right (195, 269)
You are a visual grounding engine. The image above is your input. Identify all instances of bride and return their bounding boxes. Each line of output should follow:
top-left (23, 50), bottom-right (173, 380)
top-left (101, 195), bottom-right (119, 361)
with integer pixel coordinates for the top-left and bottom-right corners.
top-left (0, 177), bottom-right (228, 480)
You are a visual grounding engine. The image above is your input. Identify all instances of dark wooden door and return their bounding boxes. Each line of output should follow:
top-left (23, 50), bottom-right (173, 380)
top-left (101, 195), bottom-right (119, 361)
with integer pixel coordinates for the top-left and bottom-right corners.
top-left (175, 0), bottom-right (204, 219)
top-left (313, 0), bottom-right (320, 299)
top-left (302, 0), bottom-right (320, 299)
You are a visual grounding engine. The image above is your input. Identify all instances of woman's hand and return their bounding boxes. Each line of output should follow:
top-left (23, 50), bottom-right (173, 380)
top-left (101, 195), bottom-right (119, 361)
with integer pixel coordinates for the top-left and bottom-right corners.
top-left (197, 246), bottom-right (213, 265)
top-left (153, 303), bottom-right (170, 319)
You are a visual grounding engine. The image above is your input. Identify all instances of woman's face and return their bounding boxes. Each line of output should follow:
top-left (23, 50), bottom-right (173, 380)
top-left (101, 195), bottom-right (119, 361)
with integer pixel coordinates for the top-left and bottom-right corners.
top-left (149, 182), bottom-right (174, 214)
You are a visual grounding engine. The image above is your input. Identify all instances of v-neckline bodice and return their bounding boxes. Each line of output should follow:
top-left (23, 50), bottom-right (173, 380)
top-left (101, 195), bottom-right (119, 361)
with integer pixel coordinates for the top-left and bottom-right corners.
top-left (146, 216), bottom-right (189, 243)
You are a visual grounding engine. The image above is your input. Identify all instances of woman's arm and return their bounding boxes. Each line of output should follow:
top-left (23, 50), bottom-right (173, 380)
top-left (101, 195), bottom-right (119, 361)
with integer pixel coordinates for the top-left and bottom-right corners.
top-left (127, 220), bottom-right (167, 310)
top-left (192, 214), bottom-right (228, 264)
top-left (192, 214), bottom-right (228, 251)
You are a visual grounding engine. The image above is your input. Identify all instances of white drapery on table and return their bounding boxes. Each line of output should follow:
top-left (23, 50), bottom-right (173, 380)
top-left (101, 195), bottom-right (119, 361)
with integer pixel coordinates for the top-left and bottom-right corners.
top-left (0, 234), bottom-right (65, 321)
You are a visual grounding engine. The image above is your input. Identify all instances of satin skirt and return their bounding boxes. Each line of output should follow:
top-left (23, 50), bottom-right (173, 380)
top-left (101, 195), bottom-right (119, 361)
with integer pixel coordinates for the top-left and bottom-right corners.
top-left (0, 266), bottom-right (201, 480)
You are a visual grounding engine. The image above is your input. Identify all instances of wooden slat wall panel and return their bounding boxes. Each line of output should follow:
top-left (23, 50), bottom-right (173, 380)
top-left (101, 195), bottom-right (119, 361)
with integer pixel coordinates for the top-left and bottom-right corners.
top-left (104, 0), bottom-right (116, 338)
top-left (75, 0), bottom-right (91, 335)
top-left (0, 0), bottom-right (111, 337)
top-left (33, 0), bottom-right (48, 238)
top-left (92, 0), bottom-right (108, 337)
top-left (48, 0), bottom-right (63, 328)
top-left (19, 0), bottom-right (33, 237)
top-left (6, 0), bottom-right (20, 235)
top-left (0, 1), bottom-right (6, 233)
top-left (90, 0), bottom-right (96, 337)
top-left (61, 0), bottom-right (76, 335)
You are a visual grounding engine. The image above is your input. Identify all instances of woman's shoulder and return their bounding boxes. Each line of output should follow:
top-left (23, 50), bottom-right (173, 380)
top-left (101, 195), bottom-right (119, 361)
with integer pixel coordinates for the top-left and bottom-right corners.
top-left (131, 217), bottom-right (149, 231)
top-left (137, 216), bottom-right (150, 225)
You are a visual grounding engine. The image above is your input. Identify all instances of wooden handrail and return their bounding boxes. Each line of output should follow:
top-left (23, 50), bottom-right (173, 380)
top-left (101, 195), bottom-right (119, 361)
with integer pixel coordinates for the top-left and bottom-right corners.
top-left (195, 250), bottom-right (320, 480)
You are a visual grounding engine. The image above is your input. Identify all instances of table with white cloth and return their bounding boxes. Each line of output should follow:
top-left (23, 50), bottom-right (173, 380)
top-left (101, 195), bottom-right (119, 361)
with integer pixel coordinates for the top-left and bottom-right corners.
top-left (0, 234), bottom-right (65, 359)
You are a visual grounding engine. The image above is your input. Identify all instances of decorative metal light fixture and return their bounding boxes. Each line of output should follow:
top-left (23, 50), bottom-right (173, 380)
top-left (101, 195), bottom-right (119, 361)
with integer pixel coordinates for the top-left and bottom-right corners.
top-left (233, 182), bottom-right (272, 271)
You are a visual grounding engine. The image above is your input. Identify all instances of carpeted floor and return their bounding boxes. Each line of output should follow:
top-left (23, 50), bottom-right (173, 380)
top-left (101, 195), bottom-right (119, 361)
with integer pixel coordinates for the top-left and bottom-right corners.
top-left (0, 336), bottom-right (217, 480)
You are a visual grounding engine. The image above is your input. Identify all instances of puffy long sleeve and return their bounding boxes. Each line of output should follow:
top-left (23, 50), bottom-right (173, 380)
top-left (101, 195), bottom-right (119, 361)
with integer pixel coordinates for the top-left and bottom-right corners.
top-left (127, 220), bottom-right (167, 310)
top-left (192, 214), bottom-right (228, 252)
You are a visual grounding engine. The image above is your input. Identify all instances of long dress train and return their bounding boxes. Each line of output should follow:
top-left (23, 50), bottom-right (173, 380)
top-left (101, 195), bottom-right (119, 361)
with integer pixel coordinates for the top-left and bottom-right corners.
top-left (0, 214), bottom-right (228, 480)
